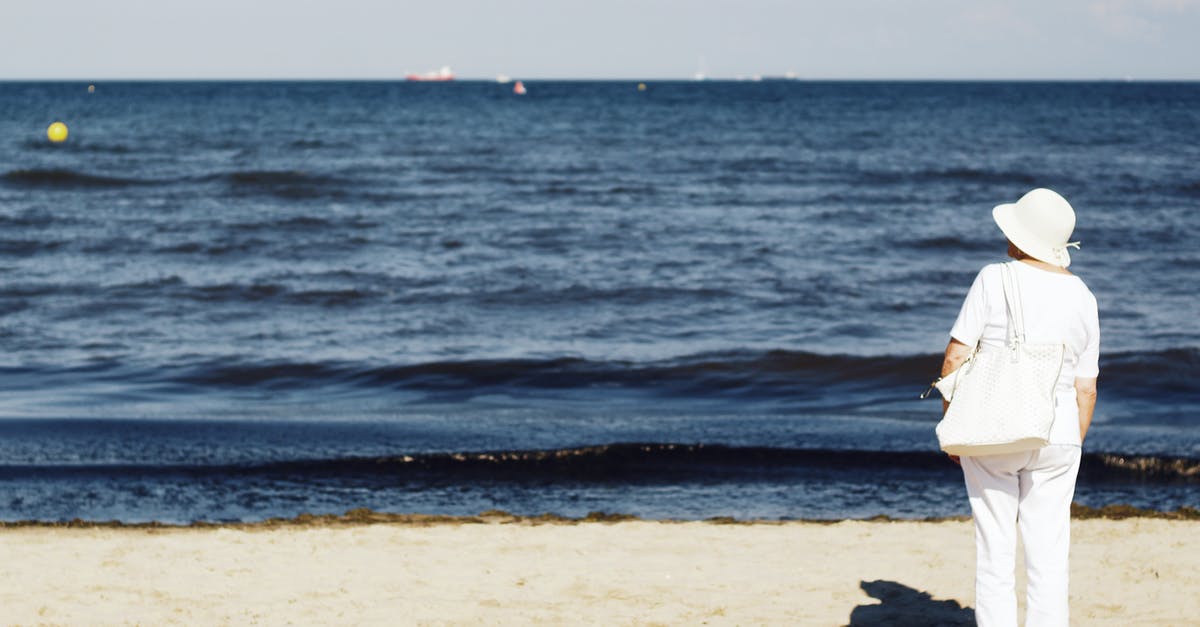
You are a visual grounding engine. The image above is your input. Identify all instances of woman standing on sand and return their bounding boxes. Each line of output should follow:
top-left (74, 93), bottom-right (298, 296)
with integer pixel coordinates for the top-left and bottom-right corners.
top-left (939, 188), bottom-right (1100, 627)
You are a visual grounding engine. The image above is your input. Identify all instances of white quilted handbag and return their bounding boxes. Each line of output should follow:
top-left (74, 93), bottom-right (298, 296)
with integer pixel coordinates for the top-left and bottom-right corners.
top-left (932, 262), bottom-right (1067, 456)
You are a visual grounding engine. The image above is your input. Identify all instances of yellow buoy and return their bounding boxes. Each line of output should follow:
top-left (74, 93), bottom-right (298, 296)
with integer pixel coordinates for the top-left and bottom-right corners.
top-left (47, 122), bottom-right (69, 143)
top-left (637, 83), bottom-right (647, 91)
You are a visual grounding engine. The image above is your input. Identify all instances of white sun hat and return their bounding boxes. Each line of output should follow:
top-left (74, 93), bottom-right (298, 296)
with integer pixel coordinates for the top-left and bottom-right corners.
top-left (992, 188), bottom-right (1080, 268)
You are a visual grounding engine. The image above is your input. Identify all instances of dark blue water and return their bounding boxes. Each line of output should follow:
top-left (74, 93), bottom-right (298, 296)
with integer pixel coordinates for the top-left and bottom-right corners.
top-left (0, 81), bottom-right (1197, 523)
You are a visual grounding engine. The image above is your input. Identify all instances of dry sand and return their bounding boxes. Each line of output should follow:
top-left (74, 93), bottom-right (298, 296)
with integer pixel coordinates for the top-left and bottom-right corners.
top-left (1, 513), bottom-right (1196, 626)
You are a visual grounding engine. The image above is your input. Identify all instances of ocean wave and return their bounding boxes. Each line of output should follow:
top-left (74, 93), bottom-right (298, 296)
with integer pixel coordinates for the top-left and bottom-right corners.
top-left (0, 168), bottom-right (150, 188)
top-left (209, 169), bottom-right (354, 199)
top-left (726, 157), bottom-right (794, 173)
top-left (607, 185), bottom-right (658, 195)
top-left (96, 277), bottom-right (383, 307)
top-left (2, 167), bottom-right (360, 196)
top-left (0, 239), bottom-right (66, 255)
top-left (863, 167), bottom-right (1041, 186)
top-left (220, 170), bottom-right (346, 187)
top-left (1097, 348), bottom-right (1199, 401)
top-left (2, 443), bottom-right (1195, 484)
top-left (469, 285), bottom-right (738, 307)
top-left (1178, 181), bottom-right (1200, 197)
top-left (3, 347), bottom-right (1196, 406)
top-left (228, 215), bottom-right (379, 232)
top-left (19, 140), bottom-right (136, 154)
top-left (289, 139), bottom-right (333, 149)
top-left (180, 283), bottom-right (381, 307)
top-left (4, 347), bottom-right (1183, 407)
top-left (427, 163), bottom-right (516, 176)
top-left (162, 350), bottom-right (935, 395)
top-left (0, 209), bottom-right (61, 228)
top-left (153, 240), bottom-right (270, 256)
top-left (1106, 175), bottom-right (1200, 199)
top-left (77, 143), bottom-right (136, 154)
top-left (900, 236), bottom-right (995, 252)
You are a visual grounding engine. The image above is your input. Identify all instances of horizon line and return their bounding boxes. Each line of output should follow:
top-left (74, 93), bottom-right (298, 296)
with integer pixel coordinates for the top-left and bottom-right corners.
top-left (2, 76), bottom-right (1198, 83)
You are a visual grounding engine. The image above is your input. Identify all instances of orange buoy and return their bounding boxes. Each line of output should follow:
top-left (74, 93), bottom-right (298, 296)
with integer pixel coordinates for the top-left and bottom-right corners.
top-left (513, 81), bottom-right (527, 96)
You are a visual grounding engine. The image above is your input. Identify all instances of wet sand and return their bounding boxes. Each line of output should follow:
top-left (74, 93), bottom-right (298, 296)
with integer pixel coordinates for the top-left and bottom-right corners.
top-left (1, 510), bottom-right (1196, 625)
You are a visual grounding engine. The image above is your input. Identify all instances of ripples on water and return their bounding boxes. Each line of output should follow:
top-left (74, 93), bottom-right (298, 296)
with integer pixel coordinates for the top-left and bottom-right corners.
top-left (0, 81), bottom-right (1196, 521)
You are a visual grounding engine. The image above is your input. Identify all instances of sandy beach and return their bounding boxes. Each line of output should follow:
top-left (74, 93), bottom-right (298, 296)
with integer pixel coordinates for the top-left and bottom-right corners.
top-left (1, 511), bottom-right (1196, 626)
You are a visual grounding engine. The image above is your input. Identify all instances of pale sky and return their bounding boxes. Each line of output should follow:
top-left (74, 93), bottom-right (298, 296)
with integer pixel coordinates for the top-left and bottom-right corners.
top-left (2, 0), bottom-right (1198, 80)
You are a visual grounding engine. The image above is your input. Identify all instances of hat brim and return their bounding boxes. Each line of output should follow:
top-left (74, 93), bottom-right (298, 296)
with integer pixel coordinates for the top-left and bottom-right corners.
top-left (993, 203), bottom-right (1071, 268)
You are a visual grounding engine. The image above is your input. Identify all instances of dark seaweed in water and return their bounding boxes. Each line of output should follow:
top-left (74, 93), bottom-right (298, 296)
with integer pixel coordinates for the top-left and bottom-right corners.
top-left (6, 443), bottom-right (1193, 484)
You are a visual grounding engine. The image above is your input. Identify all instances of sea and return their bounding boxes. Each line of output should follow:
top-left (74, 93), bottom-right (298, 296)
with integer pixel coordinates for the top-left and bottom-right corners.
top-left (0, 80), bottom-right (1196, 524)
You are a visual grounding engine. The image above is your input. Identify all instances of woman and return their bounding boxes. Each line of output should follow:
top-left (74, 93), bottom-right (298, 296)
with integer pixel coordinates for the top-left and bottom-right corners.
top-left (940, 188), bottom-right (1100, 627)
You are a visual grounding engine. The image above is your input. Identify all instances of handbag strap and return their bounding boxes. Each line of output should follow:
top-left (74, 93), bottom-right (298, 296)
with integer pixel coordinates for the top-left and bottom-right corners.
top-left (999, 262), bottom-right (1026, 347)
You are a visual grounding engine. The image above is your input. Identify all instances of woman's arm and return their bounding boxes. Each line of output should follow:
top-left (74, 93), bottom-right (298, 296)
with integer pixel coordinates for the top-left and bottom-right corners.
top-left (1075, 376), bottom-right (1098, 443)
top-left (940, 338), bottom-right (975, 466)
top-left (941, 338), bottom-right (974, 414)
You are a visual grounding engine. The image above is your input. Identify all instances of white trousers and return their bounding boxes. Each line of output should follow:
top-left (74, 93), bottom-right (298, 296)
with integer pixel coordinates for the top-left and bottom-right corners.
top-left (961, 445), bottom-right (1082, 627)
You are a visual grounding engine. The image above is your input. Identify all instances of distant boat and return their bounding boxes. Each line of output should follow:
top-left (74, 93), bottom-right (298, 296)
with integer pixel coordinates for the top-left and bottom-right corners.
top-left (496, 74), bottom-right (511, 84)
top-left (513, 81), bottom-right (527, 95)
top-left (406, 66), bottom-right (456, 82)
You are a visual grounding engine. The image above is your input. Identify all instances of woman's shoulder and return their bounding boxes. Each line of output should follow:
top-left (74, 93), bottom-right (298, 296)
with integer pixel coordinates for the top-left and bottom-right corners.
top-left (974, 261), bottom-right (1093, 298)
top-left (1059, 266), bottom-right (1096, 299)
top-left (1074, 275), bottom-right (1099, 308)
top-left (973, 262), bottom-right (1007, 283)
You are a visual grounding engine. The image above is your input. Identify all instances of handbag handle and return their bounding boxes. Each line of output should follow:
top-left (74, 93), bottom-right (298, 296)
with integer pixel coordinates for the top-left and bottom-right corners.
top-left (921, 262), bottom-right (1025, 400)
top-left (1000, 262), bottom-right (1025, 348)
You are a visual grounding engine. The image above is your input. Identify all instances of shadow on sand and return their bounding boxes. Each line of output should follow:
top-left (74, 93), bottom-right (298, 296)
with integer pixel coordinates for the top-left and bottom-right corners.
top-left (847, 580), bottom-right (975, 626)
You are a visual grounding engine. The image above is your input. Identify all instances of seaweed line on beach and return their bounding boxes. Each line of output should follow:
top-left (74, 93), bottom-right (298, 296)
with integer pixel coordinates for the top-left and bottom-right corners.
top-left (0, 504), bottom-right (1196, 530)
